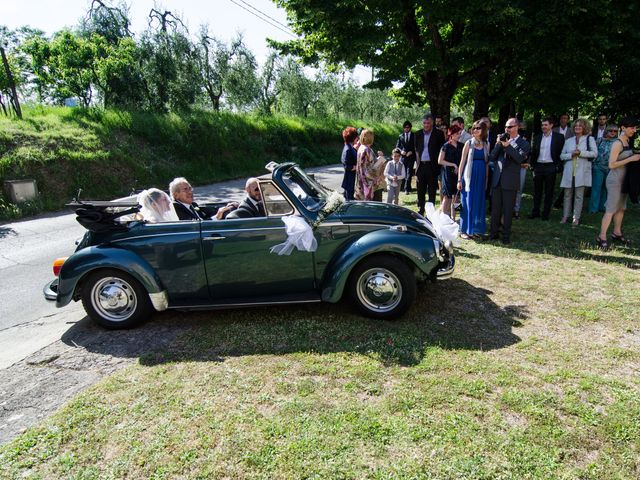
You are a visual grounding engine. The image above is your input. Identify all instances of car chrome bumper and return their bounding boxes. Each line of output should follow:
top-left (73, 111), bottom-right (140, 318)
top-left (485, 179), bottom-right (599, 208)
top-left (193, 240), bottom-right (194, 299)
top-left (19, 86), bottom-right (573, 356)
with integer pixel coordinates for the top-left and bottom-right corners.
top-left (43, 278), bottom-right (59, 301)
top-left (149, 290), bottom-right (169, 311)
top-left (436, 253), bottom-right (455, 278)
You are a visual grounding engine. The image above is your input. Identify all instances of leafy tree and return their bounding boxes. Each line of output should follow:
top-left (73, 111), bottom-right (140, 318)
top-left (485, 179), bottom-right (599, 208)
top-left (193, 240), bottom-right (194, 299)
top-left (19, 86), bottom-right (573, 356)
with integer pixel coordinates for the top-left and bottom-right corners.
top-left (272, 0), bottom-right (518, 121)
top-left (80, 0), bottom-right (132, 45)
top-left (94, 37), bottom-right (146, 108)
top-left (138, 9), bottom-right (200, 112)
top-left (256, 51), bottom-right (280, 114)
top-left (195, 29), bottom-right (258, 111)
top-left (276, 57), bottom-right (321, 117)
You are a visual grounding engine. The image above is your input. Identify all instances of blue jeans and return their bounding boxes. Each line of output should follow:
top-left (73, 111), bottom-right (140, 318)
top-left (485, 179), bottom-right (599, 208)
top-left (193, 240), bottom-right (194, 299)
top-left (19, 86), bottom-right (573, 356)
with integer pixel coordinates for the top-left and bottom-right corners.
top-left (589, 168), bottom-right (608, 213)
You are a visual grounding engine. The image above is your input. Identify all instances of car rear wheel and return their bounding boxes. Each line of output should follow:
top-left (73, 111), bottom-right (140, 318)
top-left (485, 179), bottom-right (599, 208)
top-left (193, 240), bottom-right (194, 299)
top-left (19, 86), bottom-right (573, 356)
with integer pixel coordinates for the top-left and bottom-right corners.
top-left (349, 255), bottom-right (416, 319)
top-left (81, 269), bottom-right (152, 329)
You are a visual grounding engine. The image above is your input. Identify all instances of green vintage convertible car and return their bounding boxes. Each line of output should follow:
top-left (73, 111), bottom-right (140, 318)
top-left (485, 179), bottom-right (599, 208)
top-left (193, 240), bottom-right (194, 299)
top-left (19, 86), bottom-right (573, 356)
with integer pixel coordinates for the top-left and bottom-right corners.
top-left (44, 163), bottom-right (455, 328)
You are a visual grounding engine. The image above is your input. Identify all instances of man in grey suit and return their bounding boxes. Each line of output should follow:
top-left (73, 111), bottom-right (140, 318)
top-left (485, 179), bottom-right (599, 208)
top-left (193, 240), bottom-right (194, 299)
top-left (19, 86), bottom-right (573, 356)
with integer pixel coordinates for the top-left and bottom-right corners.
top-left (489, 118), bottom-right (531, 244)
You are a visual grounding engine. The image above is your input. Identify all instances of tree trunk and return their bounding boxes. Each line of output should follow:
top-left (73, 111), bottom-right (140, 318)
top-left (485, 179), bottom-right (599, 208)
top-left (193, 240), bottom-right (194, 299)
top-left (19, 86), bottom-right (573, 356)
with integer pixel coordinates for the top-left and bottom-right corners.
top-left (473, 89), bottom-right (491, 121)
top-left (0, 46), bottom-right (22, 119)
top-left (424, 74), bottom-right (455, 124)
top-left (498, 104), bottom-right (511, 130)
top-left (532, 111), bottom-right (541, 136)
top-left (472, 69), bottom-right (491, 120)
top-left (0, 92), bottom-right (8, 116)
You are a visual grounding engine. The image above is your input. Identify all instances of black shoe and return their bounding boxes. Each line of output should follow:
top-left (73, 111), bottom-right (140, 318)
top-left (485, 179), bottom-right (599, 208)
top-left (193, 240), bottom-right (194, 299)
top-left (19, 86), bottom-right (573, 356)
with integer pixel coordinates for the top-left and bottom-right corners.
top-left (527, 213), bottom-right (540, 219)
top-left (489, 233), bottom-right (500, 240)
top-left (501, 237), bottom-right (511, 245)
top-left (595, 236), bottom-right (609, 250)
top-left (611, 233), bottom-right (630, 245)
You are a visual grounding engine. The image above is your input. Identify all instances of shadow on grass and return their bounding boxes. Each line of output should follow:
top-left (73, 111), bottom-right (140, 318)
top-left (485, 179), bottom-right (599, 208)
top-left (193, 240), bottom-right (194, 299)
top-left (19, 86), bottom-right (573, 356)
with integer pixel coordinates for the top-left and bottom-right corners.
top-left (483, 190), bottom-right (640, 269)
top-left (60, 278), bottom-right (522, 367)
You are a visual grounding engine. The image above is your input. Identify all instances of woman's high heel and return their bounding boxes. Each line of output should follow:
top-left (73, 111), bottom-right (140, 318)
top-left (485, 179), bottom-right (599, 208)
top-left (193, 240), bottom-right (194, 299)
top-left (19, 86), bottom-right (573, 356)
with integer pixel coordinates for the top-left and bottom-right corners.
top-left (595, 236), bottom-right (609, 250)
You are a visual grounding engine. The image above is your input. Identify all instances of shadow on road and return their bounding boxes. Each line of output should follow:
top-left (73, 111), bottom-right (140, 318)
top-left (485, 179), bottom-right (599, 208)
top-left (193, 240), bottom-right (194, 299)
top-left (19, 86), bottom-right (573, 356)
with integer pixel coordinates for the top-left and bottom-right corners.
top-left (0, 226), bottom-right (17, 239)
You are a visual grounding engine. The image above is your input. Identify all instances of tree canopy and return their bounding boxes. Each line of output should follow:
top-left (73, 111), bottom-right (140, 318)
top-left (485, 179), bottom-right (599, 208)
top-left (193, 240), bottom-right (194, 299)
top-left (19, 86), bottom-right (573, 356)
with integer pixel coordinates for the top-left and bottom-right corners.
top-left (272, 0), bottom-right (640, 122)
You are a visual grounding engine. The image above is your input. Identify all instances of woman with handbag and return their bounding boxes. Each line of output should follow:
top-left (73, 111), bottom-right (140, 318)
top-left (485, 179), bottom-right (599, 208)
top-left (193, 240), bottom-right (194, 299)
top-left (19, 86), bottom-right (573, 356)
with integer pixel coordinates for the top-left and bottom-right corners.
top-left (596, 117), bottom-right (640, 248)
top-left (559, 119), bottom-right (597, 226)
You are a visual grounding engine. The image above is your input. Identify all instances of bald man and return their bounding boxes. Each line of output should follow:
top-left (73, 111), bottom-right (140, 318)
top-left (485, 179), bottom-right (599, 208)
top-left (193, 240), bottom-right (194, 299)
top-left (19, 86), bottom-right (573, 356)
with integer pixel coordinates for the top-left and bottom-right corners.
top-left (226, 178), bottom-right (266, 219)
top-left (488, 118), bottom-right (530, 244)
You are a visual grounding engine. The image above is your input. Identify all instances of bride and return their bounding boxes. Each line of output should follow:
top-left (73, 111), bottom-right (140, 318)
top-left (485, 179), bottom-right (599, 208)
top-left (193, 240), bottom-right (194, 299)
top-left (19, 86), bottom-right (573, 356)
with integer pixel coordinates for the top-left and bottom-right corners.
top-left (137, 188), bottom-right (179, 223)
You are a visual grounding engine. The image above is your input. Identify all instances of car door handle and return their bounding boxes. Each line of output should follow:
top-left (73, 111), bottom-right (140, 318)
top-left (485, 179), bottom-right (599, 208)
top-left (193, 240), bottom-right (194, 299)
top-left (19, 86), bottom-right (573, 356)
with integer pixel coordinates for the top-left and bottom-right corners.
top-left (203, 234), bottom-right (226, 241)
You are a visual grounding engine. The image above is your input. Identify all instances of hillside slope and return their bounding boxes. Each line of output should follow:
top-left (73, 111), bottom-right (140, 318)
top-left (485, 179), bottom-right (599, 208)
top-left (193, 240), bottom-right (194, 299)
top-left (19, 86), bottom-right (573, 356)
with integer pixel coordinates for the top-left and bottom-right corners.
top-left (0, 107), bottom-right (398, 217)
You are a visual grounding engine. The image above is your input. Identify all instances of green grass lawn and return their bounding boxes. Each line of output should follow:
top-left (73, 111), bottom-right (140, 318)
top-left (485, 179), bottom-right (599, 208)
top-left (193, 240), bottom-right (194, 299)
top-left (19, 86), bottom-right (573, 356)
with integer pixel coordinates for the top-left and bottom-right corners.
top-left (1, 193), bottom-right (639, 479)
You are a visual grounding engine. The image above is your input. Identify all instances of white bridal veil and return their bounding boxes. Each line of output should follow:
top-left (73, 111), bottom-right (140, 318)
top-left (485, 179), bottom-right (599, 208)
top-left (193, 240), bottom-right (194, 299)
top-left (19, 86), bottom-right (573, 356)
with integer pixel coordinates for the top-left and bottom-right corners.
top-left (137, 188), bottom-right (180, 223)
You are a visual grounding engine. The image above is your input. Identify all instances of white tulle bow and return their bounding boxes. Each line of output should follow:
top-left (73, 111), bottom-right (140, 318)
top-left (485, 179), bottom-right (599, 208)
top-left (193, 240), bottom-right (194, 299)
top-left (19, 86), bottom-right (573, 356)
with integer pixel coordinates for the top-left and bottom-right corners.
top-left (420, 202), bottom-right (460, 248)
top-left (270, 215), bottom-right (318, 255)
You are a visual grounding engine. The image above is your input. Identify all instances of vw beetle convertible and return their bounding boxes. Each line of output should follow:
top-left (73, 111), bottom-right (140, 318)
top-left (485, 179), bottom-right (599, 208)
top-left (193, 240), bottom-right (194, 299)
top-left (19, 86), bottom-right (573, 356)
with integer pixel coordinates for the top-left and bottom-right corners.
top-left (44, 163), bottom-right (455, 328)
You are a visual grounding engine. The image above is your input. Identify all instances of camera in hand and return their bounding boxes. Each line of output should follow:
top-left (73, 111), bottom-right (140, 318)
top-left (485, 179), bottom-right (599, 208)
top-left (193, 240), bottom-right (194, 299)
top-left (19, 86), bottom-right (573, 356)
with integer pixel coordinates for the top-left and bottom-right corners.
top-left (499, 133), bottom-right (510, 142)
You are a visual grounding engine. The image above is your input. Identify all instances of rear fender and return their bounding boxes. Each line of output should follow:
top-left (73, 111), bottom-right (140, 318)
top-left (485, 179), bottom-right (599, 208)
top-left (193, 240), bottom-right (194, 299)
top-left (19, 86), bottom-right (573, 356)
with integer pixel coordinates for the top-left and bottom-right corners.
top-left (320, 229), bottom-right (438, 303)
top-left (55, 246), bottom-right (163, 308)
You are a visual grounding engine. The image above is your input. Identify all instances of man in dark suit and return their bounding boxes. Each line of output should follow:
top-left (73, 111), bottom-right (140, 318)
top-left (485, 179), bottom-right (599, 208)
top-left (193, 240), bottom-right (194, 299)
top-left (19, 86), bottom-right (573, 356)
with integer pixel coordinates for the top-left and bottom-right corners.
top-left (489, 118), bottom-right (531, 244)
top-left (414, 113), bottom-right (445, 215)
top-left (591, 113), bottom-right (608, 142)
top-left (528, 116), bottom-right (565, 220)
top-left (396, 120), bottom-right (416, 193)
top-left (227, 178), bottom-right (266, 219)
top-left (170, 177), bottom-right (237, 220)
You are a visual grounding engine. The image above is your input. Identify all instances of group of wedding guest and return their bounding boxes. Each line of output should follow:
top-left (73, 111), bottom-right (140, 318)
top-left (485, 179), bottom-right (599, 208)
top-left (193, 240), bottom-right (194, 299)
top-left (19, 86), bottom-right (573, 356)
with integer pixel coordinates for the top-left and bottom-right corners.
top-left (340, 113), bottom-right (640, 248)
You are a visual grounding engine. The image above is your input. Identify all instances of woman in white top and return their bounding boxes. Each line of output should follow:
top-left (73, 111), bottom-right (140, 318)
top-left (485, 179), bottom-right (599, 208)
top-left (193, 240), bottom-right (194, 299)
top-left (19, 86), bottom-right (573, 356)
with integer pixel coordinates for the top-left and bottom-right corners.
top-left (137, 188), bottom-right (180, 223)
top-left (559, 119), bottom-right (597, 226)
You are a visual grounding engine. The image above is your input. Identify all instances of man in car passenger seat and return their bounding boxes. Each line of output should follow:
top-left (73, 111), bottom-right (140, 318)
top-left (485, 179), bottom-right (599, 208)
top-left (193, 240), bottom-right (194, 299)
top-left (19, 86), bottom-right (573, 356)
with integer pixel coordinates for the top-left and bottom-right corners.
top-left (170, 177), bottom-right (237, 220)
top-left (226, 178), bottom-right (267, 218)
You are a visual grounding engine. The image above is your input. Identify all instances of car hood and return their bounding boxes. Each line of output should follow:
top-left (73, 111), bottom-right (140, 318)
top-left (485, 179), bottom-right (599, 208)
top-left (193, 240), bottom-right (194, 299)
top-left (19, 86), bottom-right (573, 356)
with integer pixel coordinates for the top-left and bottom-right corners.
top-left (332, 201), bottom-right (437, 237)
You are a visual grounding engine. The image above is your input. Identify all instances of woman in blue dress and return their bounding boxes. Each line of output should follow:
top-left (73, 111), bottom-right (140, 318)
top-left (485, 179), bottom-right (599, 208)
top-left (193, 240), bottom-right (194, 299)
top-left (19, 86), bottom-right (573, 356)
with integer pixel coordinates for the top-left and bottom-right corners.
top-left (340, 126), bottom-right (358, 200)
top-left (456, 121), bottom-right (489, 239)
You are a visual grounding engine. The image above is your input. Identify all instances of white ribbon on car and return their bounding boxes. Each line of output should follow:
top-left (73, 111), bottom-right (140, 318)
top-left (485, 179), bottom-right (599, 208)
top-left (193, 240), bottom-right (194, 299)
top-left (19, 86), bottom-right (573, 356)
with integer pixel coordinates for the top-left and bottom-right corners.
top-left (270, 215), bottom-right (318, 255)
top-left (419, 202), bottom-right (460, 248)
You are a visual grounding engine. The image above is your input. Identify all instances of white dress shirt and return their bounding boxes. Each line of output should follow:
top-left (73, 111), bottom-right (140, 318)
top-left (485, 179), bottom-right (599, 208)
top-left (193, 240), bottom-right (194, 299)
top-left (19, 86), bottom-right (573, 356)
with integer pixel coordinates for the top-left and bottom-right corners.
top-left (538, 132), bottom-right (553, 163)
top-left (421, 131), bottom-right (432, 161)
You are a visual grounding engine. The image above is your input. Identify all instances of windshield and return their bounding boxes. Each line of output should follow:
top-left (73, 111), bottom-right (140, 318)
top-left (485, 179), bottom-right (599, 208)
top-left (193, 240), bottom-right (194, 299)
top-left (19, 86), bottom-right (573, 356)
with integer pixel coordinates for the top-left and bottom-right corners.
top-left (282, 167), bottom-right (332, 212)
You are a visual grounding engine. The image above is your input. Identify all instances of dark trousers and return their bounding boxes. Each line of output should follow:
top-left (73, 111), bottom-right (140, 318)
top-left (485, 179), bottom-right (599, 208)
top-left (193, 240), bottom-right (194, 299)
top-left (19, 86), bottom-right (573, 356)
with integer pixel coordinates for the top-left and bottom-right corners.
top-left (401, 157), bottom-right (415, 192)
top-left (531, 164), bottom-right (556, 218)
top-left (490, 186), bottom-right (517, 240)
top-left (416, 162), bottom-right (438, 214)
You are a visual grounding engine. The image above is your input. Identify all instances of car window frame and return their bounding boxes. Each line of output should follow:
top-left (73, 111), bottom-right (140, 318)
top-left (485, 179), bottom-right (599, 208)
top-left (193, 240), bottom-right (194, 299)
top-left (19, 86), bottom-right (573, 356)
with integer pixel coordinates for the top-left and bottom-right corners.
top-left (259, 180), bottom-right (297, 218)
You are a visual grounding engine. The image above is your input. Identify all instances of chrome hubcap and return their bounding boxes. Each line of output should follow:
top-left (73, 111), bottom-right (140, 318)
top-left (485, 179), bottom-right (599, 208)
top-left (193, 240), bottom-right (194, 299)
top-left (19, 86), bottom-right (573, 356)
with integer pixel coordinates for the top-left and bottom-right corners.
top-left (91, 277), bottom-right (137, 322)
top-left (356, 267), bottom-right (402, 313)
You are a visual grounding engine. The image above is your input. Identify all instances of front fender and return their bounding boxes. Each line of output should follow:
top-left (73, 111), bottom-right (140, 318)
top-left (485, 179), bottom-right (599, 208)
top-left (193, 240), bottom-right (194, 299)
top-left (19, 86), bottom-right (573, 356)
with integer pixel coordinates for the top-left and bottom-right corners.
top-left (55, 245), bottom-right (163, 308)
top-left (320, 229), bottom-right (438, 303)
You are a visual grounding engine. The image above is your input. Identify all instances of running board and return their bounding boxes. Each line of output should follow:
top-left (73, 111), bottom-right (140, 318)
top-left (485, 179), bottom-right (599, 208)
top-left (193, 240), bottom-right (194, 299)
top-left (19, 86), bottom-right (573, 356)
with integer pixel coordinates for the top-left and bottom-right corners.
top-left (168, 293), bottom-right (322, 311)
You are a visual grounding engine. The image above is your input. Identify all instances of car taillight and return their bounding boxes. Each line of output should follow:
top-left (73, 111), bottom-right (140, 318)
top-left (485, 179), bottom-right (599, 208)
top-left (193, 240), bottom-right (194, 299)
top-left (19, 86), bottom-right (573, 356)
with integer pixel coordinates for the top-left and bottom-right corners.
top-left (52, 257), bottom-right (68, 277)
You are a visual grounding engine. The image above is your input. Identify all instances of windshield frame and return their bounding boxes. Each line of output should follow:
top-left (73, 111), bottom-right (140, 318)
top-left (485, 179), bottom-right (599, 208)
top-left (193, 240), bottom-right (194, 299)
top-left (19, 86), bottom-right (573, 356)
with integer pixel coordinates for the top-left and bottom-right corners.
top-left (280, 165), bottom-right (332, 213)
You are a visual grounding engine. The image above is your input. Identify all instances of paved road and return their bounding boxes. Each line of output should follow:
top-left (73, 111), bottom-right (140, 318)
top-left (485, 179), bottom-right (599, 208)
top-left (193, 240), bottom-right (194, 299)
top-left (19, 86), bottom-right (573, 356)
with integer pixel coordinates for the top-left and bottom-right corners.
top-left (0, 164), bottom-right (345, 369)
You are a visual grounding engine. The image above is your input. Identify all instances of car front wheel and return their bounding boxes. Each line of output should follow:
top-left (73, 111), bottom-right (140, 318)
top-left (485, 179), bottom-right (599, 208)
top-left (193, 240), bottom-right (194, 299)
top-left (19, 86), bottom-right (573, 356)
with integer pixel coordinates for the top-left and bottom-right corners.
top-left (349, 255), bottom-right (416, 319)
top-left (81, 269), bottom-right (152, 329)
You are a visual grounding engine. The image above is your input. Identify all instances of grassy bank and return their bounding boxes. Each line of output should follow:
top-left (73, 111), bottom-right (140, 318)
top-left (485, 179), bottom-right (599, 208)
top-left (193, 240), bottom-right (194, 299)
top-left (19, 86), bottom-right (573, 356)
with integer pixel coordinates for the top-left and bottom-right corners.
top-left (1, 192), bottom-right (638, 478)
top-left (0, 107), bottom-right (398, 219)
